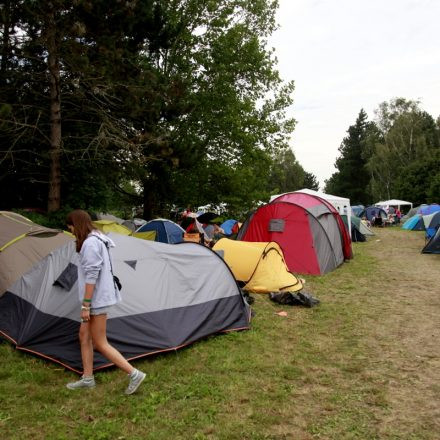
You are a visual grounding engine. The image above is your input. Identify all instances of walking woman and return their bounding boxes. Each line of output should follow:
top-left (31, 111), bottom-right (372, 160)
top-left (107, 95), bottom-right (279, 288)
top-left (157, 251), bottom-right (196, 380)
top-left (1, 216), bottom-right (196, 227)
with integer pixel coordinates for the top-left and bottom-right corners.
top-left (65, 210), bottom-right (146, 394)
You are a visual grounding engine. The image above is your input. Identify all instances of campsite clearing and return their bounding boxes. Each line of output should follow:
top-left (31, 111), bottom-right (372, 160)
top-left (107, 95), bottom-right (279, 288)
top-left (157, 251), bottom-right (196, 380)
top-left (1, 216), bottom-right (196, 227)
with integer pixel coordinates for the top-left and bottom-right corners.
top-left (0, 227), bottom-right (439, 439)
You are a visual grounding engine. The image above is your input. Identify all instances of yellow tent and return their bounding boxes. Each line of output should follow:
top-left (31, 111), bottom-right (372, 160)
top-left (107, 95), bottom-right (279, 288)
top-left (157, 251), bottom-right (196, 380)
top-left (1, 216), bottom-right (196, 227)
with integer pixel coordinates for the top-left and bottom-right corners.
top-left (132, 231), bottom-right (156, 241)
top-left (92, 220), bottom-right (156, 241)
top-left (213, 238), bottom-right (302, 293)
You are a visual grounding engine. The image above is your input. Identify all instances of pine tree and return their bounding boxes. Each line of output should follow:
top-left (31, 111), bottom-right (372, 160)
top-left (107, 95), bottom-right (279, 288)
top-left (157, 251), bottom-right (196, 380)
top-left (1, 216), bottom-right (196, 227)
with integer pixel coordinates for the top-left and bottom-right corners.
top-left (324, 109), bottom-right (371, 204)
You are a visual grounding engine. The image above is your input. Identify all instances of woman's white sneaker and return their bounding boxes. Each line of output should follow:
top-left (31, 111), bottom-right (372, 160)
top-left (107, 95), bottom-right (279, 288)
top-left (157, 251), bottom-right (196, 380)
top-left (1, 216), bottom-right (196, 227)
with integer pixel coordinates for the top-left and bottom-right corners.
top-left (66, 376), bottom-right (96, 390)
top-left (125, 369), bottom-right (146, 395)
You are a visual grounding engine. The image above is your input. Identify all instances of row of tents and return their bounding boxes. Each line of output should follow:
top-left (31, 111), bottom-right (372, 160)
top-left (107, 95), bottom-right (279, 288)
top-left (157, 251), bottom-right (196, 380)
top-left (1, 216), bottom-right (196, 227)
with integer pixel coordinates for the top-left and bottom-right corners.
top-left (0, 208), bottom-right (310, 373)
top-left (400, 204), bottom-right (440, 254)
top-left (1, 190), bottom-right (377, 372)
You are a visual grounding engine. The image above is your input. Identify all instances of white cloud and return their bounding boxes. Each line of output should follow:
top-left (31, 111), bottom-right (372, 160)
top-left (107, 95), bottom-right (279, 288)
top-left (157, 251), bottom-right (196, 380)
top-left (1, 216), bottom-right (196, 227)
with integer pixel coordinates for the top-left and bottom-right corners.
top-left (270, 0), bottom-right (440, 187)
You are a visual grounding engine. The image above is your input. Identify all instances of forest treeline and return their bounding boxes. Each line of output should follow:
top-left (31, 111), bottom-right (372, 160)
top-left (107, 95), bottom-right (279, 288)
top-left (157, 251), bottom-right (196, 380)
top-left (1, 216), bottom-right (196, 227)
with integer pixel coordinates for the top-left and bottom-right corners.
top-left (325, 98), bottom-right (440, 206)
top-left (0, 0), bottom-right (318, 220)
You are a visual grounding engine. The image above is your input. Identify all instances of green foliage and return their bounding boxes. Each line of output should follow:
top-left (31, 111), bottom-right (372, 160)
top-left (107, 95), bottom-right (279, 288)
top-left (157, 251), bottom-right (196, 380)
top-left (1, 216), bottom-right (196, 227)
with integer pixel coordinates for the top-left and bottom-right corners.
top-left (303, 171), bottom-right (320, 191)
top-left (366, 98), bottom-right (440, 203)
top-left (328, 99), bottom-right (440, 205)
top-left (265, 149), bottom-right (319, 197)
top-left (324, 109), bottom-right (372, 204)
top-left (0, 0), bottom-right (297, 218)
top-left (267, 149), bottom-right (305, 195)
top-left (14, 208), bottom-right (72, 229)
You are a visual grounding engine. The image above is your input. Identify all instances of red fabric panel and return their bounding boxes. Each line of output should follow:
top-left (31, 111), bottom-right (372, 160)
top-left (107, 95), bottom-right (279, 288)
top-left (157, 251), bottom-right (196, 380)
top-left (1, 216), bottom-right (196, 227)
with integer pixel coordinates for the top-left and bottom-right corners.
top-left (240, 202), bottom-right (322, 275)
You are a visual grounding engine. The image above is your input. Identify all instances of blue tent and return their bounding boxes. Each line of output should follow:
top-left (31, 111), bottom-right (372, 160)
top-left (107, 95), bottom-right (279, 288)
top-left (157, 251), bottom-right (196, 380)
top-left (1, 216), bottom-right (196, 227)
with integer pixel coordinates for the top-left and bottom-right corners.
top-left (220, 219), bottom-right (238, 235)
top-left (402, 214), bottom-right (424, 231)
top-left (351, 205), bottom-right (365, 217)
top-left (422, 211), bottom-right (440, 239)
top-left (360, 206), bottom-right (387, 222)
top-left (419, 204), bottom-right (440, 216)
top-left (136, 219), bottom-right (185, 244)
top-left (422, 226), bottom-right (440, 254)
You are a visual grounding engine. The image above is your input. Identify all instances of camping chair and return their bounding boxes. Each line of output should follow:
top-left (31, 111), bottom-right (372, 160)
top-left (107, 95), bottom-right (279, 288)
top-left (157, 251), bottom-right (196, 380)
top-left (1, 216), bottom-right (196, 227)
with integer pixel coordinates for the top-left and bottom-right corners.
top-left (183, 232), bottom-right (205, 244)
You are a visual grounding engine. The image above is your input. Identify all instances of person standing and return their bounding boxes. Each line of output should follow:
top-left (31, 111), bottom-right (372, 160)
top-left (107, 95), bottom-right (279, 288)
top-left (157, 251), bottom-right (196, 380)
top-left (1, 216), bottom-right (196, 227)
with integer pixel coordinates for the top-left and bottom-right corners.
top-left (65, 209), bottom-right (146, 394)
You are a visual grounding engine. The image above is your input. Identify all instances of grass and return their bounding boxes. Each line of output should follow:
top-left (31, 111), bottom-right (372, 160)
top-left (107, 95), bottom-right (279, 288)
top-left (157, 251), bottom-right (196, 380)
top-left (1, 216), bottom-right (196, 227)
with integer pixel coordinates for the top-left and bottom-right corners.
top-left (1, 228), bottom-right (439, 439)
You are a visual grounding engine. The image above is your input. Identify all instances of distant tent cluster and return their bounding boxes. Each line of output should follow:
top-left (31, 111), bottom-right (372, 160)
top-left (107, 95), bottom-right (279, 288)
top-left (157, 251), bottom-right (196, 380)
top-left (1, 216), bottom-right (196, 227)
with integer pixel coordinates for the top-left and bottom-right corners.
top-left (388, 203), bottom-right (440, 253)
top-left (398, 204), bottom-right (440, 254)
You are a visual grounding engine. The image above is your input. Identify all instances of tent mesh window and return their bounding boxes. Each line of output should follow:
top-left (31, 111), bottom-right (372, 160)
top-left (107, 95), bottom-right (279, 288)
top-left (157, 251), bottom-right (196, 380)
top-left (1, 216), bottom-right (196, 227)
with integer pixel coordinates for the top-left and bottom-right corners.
top-left (268, 219), bottom-right (285, 232)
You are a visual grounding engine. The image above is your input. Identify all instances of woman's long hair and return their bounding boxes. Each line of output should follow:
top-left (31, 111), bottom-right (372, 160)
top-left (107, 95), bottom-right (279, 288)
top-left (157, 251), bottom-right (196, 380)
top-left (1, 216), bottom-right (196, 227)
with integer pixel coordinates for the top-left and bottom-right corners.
top-left (66, 210), bottom-right (96, 252)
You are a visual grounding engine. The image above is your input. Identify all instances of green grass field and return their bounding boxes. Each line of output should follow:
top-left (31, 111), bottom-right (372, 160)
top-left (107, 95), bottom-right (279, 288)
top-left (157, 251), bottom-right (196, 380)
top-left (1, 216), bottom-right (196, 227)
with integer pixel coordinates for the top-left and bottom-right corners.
top-left (1, 228), bottom-right (439, 439)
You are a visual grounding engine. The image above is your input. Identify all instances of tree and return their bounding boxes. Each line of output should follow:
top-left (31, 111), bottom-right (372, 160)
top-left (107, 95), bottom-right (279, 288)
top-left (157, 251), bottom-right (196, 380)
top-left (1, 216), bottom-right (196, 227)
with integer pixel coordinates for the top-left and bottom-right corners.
top-left (266, 149), bottom-right (305, 196)
top-left (1, 0), bottom-right (297, 218)
top-left (366, 98), bottom-right (440, 202)
top-left (136, 0), bottom-right (296, 217)
top-left (324, 109), bottom-right (371, 204)
top-left (302, 171), bottom-right (319, 191)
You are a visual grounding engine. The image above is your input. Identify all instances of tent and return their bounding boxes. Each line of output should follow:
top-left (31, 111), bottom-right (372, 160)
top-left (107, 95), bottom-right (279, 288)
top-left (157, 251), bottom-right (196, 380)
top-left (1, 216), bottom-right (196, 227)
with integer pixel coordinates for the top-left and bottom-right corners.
top-left (422, 227), bottom-right (440, 254)
top-left (122, 218), bottom-right (147, 232)
top-left (136, 219), bottom-right (185, 244)
top-left (271, 188), bottom-right (352, 237)
top-left (96, 213), bottom-right (124, 224)
top-left (213, 238), bottom-right (303, 293)
top-left (341, 215), bottom-right (373, 242)
top-left (360, 206), bottom-right (387, 223)
top-left (0, 211), bottom-right (72, 297)
top-left (354, 216), bottom-right (374, 236)
top-left (220, 219), bottom-right (239, 236)
top-left (0, 231), bottom-right (250, 373)
top-left (422, 211), bottom-right (440, 239)
top-left (351, 205), bottom-right (365, 217)
top-left (402, 214), bottom-right (424, 231)
top-left (375, 199), bottom-right (413, 211)
top-left (404, 204), bottom-right (440, 220)
top-left (93, 220), bottom-right (156, 241)
top-left (93, 220), bottom-right (133, 235)
top-left (419, 204), bottom-right (440, 216)
top-left (271, 191), bottom-right (352, 261)
top-left (237, 201), bottom-right (346, 275)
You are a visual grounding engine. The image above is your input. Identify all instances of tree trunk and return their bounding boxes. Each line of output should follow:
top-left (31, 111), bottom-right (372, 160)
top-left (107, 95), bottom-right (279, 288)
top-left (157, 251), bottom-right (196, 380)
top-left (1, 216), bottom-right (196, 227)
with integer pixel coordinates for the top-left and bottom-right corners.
top-left (46, 8), bottom-right (62, 212)
top-left (142, 181), bottom-right (154, 220)
top-left (0, 0), bottom-right (11, 79)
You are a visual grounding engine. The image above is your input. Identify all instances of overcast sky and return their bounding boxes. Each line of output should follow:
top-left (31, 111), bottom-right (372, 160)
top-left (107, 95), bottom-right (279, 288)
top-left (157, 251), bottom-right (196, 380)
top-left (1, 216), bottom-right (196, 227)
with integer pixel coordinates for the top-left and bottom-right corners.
top-left (270, 0), bottom-right (440, 188)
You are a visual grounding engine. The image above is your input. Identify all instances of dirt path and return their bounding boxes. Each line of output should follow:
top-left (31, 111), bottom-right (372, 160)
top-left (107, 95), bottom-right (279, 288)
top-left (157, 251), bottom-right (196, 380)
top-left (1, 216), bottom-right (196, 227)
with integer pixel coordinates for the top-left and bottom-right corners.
top-left (361, 228), bottom-right (440, 437)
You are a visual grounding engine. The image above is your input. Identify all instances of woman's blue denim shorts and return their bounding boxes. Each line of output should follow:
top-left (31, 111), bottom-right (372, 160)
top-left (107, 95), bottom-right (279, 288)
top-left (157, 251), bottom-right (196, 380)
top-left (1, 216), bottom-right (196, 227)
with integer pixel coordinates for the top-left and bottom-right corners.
top-left (90, 305), bottom-right (113, 316)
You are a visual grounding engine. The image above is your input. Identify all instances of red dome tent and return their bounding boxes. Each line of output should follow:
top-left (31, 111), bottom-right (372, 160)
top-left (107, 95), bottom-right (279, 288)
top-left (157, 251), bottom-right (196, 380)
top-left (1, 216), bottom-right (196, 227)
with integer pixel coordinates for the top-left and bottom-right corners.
top-left (272, 192), bottom-right (353, 261)
top-left (237, 195), bottom-right (352, 275)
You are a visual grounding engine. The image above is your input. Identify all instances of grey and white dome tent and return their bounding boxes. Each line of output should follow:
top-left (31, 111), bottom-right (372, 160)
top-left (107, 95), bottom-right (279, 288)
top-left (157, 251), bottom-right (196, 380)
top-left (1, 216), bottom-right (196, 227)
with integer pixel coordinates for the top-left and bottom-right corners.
top-left (0, 231), bottom-right (250, 374)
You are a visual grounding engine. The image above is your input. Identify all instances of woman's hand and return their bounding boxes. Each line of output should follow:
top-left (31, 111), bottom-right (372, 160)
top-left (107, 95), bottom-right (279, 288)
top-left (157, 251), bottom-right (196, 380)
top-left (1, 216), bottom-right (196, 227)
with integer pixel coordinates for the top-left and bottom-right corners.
top-left (81, 308), bottom-right (91, 323)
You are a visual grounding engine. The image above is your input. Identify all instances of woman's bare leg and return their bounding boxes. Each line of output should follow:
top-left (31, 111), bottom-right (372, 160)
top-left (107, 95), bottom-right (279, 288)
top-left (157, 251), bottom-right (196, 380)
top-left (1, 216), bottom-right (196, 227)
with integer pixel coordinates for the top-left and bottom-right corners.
top-left (79, 322), bottom-right (94, 376)
top-left (89, 314), bottom-right (134, 374)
